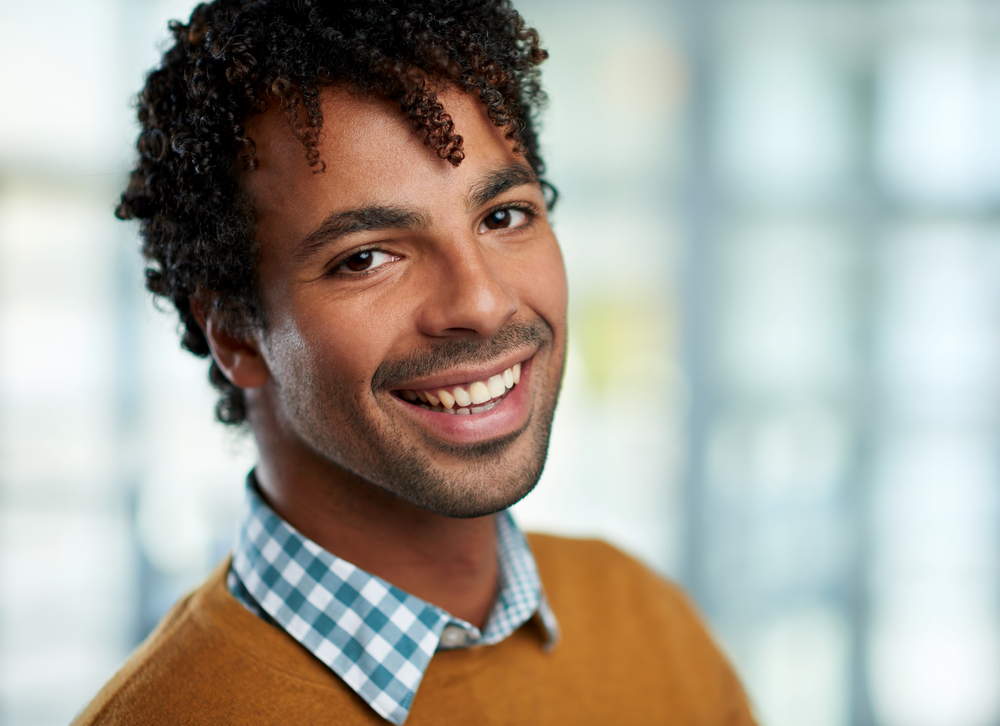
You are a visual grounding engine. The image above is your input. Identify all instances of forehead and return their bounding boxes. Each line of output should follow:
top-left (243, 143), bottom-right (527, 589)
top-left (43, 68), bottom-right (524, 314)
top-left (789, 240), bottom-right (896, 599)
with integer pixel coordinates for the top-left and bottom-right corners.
top-left (241, 86), bottom-right (527, 222)
top-left (245, 88), bottom-right (409, 178)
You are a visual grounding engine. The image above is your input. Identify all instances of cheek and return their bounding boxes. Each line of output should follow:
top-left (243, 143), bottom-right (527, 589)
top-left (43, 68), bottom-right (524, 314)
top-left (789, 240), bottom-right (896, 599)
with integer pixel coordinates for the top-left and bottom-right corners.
top-left (261, 317), bottom-right (325, 409)
top-left (266, 294), bottom-right (407, 397)
top-left (523, 240), bottom-right (568, 326)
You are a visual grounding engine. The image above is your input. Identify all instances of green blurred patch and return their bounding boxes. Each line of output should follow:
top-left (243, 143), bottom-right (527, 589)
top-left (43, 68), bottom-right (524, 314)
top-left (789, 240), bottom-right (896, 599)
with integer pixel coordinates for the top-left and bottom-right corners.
top-left (572, 289), bottom-right (678, 397)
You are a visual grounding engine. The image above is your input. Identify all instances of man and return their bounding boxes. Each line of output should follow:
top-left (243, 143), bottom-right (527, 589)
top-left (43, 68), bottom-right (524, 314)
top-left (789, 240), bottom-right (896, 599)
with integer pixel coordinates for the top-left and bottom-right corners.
top-left (75, 1), bottom-right (756, 723)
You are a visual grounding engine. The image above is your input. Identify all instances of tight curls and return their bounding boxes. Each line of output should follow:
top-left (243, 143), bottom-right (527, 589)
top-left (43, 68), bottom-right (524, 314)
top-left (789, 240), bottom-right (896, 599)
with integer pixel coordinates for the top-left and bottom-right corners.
top-left (118, 0), bottom-right (549, 424)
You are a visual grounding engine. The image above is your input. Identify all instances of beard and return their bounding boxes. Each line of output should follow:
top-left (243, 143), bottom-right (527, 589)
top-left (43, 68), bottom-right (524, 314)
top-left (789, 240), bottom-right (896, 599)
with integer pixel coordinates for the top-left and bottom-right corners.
top-left (278, 317), bottom-right (564, 518)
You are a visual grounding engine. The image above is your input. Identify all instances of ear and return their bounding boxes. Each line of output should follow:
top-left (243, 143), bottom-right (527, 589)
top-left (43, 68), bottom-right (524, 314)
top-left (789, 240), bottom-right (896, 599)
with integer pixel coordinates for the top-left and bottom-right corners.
top-left (190, 296), bottom-right (270, 389)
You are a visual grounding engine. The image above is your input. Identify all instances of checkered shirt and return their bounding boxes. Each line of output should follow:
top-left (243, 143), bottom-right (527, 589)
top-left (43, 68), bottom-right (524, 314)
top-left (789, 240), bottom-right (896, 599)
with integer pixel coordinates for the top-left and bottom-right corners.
top-left (228, 480), bottom-right (559, 725)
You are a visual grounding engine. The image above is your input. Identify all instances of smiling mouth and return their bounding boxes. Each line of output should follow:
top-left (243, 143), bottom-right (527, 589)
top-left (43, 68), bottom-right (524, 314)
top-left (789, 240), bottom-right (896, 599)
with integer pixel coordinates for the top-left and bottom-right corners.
top-left (393, 362), bottom-right (521, 415)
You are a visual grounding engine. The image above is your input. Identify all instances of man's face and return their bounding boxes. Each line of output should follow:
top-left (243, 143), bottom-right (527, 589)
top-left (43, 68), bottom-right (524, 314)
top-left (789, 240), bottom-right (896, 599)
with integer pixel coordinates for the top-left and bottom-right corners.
top-left (242, 87), bottom-right (567, 518)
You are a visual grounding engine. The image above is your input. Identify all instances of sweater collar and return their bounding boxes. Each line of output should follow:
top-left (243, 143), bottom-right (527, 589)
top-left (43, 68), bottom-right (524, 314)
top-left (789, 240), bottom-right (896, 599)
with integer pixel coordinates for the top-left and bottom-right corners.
top-left (230, 477), bottom-right (559, 725)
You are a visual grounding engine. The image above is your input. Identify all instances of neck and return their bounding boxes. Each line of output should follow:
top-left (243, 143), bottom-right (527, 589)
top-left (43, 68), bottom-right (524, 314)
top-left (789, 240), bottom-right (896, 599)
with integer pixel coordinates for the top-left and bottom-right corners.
top-left (249, 397), bottom-right (499, 629)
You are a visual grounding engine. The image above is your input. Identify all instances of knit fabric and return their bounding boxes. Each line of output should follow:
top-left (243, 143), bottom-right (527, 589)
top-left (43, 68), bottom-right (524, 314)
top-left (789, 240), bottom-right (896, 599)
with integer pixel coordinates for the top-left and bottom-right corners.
top-left (72, 535), bottom-right (758, 726)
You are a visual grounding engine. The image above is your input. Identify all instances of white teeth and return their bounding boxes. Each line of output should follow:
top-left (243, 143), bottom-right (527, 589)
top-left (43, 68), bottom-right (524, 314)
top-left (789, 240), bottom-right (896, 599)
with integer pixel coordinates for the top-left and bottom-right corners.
top-left (453, 386), bottom-right (472, 407)
top-left (487, 375), bottom-right (506, 397)
top-left (400, 362), bottom-right (523, 413)
top-left (469, 381), bottom-right (491, 405)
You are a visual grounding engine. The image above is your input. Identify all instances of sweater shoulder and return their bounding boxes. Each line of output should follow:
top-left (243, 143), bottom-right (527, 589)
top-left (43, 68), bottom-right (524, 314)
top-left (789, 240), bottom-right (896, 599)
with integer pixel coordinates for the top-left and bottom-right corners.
top-left (70, 560), bottom-right (362, 726)
top-left (71, 572), bottom-right (211, 726)
top-left (526, 531), bottom-right (688, 606)
top-left (525, 533), bottom-right (758, 724)
top-left (526, 531), bottom-right (656, 571)
top-left (525, 531), bottom-right (708, 646)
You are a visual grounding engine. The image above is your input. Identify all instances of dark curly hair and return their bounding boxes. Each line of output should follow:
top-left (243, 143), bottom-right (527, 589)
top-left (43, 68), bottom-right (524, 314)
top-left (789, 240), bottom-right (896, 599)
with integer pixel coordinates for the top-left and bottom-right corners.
top-left (117, 0), bottom-right (550, 425)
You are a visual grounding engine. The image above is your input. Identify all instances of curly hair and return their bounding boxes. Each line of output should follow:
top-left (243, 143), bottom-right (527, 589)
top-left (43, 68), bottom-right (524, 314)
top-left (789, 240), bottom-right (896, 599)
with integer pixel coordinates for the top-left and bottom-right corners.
top-left (117, 0), bottom-right (550, 425)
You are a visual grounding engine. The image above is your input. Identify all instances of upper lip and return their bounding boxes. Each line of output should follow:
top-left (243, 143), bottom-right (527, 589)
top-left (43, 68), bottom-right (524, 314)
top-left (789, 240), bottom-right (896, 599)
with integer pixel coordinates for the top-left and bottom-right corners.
top-left (389, 348), bottom-right (535, 393)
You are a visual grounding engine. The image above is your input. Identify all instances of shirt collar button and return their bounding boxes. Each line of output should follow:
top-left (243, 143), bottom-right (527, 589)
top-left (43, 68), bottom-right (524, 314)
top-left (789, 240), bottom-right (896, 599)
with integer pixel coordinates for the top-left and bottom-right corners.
top-left (440, 625), bottom-right (468, 647)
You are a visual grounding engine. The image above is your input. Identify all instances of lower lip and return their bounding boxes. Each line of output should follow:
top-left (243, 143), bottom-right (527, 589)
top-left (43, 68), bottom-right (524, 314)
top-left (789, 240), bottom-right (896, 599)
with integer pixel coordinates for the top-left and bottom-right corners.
top-left (391, 358), bottom-right (534, 444)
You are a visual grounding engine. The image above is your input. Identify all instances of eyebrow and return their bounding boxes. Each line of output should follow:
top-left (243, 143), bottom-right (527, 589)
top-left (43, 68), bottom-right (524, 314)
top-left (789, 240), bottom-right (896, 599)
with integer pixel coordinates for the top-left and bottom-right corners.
top-left (467, 163), bottom-right (538, 211)
top-left (291, 163), bottom-right (539, 264)
top-left (293, 206), bottom-right (428, 264)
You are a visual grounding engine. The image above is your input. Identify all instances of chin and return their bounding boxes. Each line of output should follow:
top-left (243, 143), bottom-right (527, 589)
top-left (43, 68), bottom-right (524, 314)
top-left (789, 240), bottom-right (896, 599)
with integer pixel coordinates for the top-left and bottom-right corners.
top-left (369, 405), bottom-right (555, 519)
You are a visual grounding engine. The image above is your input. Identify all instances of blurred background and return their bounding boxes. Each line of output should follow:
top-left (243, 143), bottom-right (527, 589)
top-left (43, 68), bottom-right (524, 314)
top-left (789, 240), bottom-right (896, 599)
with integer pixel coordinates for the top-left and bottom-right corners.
top-left (1, 0), bottom-right (999, 724)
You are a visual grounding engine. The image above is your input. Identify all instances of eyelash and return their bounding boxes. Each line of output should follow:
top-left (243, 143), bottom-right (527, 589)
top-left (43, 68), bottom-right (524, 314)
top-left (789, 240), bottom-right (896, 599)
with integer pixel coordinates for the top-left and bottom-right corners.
top-left (329, 246), bottom-right (395, 277)
top-left (328, 201), bottom-right (541, 277)
top-left (481, 201), bottom-right (539, 231)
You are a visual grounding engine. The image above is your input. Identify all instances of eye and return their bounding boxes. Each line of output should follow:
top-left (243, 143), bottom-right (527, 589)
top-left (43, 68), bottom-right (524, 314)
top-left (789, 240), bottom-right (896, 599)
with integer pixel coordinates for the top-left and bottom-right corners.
top-left (479, 207), bottom-right (529, 233)
top-left (336, 249), bottom-right (399, 274)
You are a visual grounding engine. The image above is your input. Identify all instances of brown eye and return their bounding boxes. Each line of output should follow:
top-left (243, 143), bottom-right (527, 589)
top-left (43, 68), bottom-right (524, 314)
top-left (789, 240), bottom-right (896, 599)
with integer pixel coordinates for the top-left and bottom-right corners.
top-left (344, 251), bottom-right (374, 272)
top-left (479, 208), bottom-right (528, 233)
top-left (336, 249), bottom-right (399, 274)
top-left (483, 210), bottom-right (512, 230)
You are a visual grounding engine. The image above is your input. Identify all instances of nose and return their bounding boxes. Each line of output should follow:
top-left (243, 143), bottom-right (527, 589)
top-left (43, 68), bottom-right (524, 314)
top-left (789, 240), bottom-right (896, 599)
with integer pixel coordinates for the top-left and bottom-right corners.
top-left (417, 236), bottom-right (519, 338)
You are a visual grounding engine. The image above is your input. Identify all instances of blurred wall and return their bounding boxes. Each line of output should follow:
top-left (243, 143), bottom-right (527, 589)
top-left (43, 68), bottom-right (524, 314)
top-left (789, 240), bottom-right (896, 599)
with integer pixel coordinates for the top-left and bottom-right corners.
top-left (1, 1), bottom-right (999, 725)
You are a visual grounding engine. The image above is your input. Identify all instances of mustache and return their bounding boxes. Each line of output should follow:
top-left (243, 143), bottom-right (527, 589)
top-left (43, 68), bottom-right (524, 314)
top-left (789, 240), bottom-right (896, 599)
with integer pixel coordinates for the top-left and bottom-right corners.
top-left (372, 318), bottom-right (551, 393)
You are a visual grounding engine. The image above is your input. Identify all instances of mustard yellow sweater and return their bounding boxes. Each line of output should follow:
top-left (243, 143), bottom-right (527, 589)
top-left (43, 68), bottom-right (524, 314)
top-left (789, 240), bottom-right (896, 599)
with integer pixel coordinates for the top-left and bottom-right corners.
top-left (73, 535), bottom-right (757, 725)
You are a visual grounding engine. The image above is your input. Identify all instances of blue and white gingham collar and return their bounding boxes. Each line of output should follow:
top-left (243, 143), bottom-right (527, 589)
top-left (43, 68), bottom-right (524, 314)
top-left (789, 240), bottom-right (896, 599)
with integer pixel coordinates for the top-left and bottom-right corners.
top-left (228, 477), bottom-right (559, 725)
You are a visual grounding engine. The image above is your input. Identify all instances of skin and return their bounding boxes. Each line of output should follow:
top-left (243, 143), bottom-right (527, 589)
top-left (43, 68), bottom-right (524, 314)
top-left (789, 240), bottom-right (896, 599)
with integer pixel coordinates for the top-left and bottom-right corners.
top-left (195, 87), bottom-right (568, 627)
